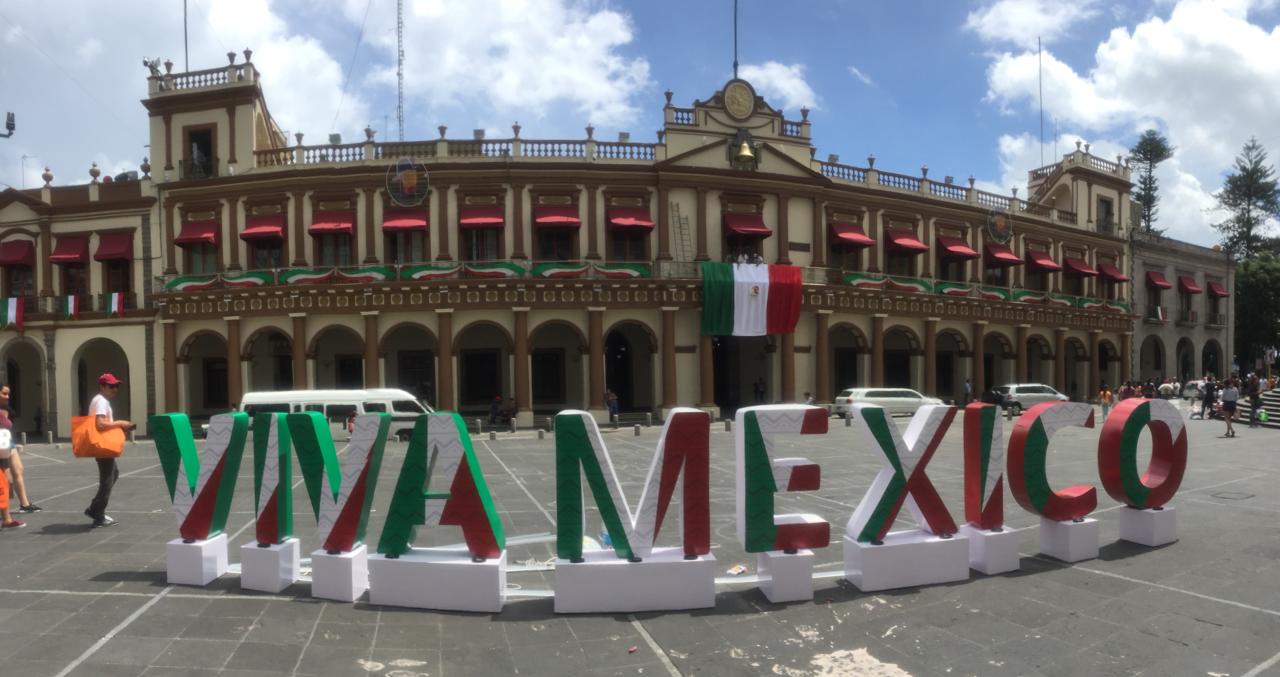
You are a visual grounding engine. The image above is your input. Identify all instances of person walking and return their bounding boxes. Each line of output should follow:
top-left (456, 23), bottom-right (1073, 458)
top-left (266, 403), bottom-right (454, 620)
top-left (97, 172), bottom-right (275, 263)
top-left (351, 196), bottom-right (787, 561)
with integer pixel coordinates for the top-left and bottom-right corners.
top-left (1099, 383), bottom-right (1114, 421)
top-left (1220, 378), bottom-right (1239, 437)
top-left (85, 373), bottom-right (134, 528)
top-left (605, 390), bottom-right (620, 419)
top-left (0, 385), bottom-right (40, 513)
top-left (0, 408), bottom-right (24, 530)
top-left (963, 379), bottom-right (972, 406)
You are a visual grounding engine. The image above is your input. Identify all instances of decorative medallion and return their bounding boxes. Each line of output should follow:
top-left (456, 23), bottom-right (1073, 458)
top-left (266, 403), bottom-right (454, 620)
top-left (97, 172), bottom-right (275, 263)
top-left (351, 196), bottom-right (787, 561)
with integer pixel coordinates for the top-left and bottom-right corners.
top-left (386, 159), bottom-right (430, 207)
top-left (986, 208), bottom-right (1013, 245)
top-left (723, 79), bottom-right (755, 121)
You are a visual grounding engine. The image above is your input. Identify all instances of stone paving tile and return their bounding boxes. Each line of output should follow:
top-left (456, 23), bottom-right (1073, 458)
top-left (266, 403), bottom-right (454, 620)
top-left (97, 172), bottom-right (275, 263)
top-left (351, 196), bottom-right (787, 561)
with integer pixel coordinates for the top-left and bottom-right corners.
top-left (223, 640), bottom-right (305, 672)
top-left (83, 635), bottom-right (174, 667)
top-left (151, 638), bottom-right (240, 669)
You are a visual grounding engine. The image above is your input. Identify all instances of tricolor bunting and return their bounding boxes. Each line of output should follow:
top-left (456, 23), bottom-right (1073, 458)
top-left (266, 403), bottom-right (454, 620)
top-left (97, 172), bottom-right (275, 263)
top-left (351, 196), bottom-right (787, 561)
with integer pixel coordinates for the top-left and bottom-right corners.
top-left (735, 405), bottom-right (829, 553)
top-left (846, 404), bottom-right (958, 543)
top-left (963, 403), bottom-right (1006, 530)
top-left (2, 297), bottom-right (23, 330)
top-left (555, 408), bottom-right (711, 561)
top-left (1007, 402), bottom-right (1097, 521)
top-left (252, 413), bottom-right (294, 546)
top-left (151, 412), bottom-right (249, 541)
top-left (378, 412), bottom-right (506, 560)
top-left (701, 262), bottom-right (802, 336)
top-left (1098, 398), bottom-right (1188, 509)
top-left (290, 412), bottom-right (390, 553)
top-left (63, 294), bottom-right (80, 320)
top-left (108, 291), bottom-right (125, 317)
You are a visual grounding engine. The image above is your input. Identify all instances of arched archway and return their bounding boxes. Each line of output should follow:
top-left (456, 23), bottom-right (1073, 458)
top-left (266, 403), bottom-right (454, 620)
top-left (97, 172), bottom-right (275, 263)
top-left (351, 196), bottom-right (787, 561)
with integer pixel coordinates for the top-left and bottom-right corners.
top-left (1026, 334), bottom-right (1053, 384)
top-left (1064, 337), bottom-right (1088, 401)
top-left (529, 321), bottom-right (586, 412)
top-left (244, 327), bottom-right (293, 391)
top-left (830, 323), bottom-right (869, 394)
top-left (936, 329), bottom-right (970, 403)
top-left (713, 335), bottom-right (773, 416)
top-left (1098, 339), bottom-right (1121, 390)
top-left (381, 323), bottom-right (438, 406)
top-left (605, 321), bottom-right (655, 413)
top-left (2, 338), bottom-right (45, 434)
top-left (1139, 335), bottom-right (1166, 382)
top-left (1175, 337), bottom-right (1195, 383)
top-left (1201, 339), bottom-right (1223, 379)
top-left (883, 325), bottom-right (921, 390)
top-left (983, 331), bottom-right (1016, 392)
top-left (311, 325), bottom-right (364, 389)
top-left (73, 338), bottom-right (131, 422)
top-left (455, 321), bottom-right (513, 414)
top-left (180, 331), bottom-right (229, 417)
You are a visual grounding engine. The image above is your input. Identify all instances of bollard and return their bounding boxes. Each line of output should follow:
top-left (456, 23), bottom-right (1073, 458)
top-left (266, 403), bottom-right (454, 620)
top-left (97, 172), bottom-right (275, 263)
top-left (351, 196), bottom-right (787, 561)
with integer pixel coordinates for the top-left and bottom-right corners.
top-left (128, 430), bottom-right (136, 444)
top-left (724, 419), bottom-right (732, 432)
top-left (489, 431), bottom-right (497, 441)
top-left (46, 431), bottom-right (54, 445)
top-left (634, 424), bottom-right (641, 436)
top-left (844, 415), bottom-right (852, 427)
top-left (537, 429), bottom-right (545, 440)
top-left (509, 419), bottom-right (516, 434)
top-left (612, 414), bottom-right (619, 430)
top-left (20, 432), bottom-right (26, 445)
top-left (645, 412), bottom-right (653, 427)
top-left (545, 417), bottom-right (553, 432)
top-left (474, 418), bottom-right (483, 435)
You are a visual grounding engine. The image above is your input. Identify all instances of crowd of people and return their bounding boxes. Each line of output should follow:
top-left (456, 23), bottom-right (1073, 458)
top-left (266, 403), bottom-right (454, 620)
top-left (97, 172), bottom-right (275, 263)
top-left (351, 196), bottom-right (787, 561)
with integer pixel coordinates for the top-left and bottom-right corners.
top-left (1098, 373), bottom-right (1274, 437)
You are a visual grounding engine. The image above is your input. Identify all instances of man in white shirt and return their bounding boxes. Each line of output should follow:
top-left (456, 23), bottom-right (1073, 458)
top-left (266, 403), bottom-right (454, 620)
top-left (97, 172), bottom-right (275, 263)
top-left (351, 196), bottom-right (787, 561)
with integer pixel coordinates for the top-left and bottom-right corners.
top-left (84, 373), bottom-right (134, 528)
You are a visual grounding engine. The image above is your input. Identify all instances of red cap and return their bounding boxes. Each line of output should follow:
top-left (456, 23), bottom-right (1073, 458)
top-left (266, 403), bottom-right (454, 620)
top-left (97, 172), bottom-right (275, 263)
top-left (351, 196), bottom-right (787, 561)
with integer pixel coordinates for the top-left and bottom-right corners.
top-left (98, 373), bottom-right (122, 385)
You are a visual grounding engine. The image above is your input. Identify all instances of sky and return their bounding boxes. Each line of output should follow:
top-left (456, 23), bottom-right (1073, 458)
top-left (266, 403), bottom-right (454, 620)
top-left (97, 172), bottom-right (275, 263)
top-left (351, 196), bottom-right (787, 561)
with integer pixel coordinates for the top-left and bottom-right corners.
top-left (2, 0), bottom-right (1280, 247)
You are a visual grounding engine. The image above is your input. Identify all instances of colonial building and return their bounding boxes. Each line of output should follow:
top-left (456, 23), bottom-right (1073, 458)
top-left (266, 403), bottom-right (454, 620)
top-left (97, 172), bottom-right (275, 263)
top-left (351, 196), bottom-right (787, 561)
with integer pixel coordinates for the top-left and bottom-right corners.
top-left (2, 51), bottom-right (1172, 437)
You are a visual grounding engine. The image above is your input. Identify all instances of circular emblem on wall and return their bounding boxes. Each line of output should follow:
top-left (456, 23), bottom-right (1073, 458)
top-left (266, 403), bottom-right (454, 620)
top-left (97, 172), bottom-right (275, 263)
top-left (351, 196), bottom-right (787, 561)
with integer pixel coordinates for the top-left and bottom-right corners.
top-left (986, 208), bottom-right (1013, 245)
top-left (723, 79), bottom-right (756, 121)
top-left (385, 158), bottom-right (430, 207)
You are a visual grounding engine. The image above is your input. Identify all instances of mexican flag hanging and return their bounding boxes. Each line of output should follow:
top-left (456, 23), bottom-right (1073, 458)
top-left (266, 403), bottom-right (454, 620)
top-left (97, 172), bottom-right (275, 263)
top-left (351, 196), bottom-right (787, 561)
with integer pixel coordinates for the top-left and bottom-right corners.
top-left (108, 292), bottom-right (125, 317)
top-left (2, 298), bottom-right (23, 330)
top-left (701, 262), bottom-right (802, 336)
top-left (64, 295), bottom-right (80, 320)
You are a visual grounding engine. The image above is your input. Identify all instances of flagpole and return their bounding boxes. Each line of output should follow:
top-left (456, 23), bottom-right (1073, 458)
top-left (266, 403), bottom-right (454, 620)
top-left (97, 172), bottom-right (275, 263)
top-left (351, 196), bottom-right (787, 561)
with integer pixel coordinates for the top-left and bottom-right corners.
top-left (1038, 37), bottom-right (1044, 168)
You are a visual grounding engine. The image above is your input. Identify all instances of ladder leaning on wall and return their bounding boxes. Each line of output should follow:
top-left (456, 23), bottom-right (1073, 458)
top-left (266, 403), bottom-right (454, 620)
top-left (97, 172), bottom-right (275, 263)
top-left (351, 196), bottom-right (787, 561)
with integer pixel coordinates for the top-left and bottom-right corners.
top-left (670, 200), bottom-right (693, 263)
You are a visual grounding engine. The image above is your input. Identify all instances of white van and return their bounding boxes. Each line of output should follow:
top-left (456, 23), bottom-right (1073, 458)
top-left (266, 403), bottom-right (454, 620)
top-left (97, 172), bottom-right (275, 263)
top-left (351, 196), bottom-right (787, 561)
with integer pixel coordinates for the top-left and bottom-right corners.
top-left (238, 389), bottom-right (433, 441)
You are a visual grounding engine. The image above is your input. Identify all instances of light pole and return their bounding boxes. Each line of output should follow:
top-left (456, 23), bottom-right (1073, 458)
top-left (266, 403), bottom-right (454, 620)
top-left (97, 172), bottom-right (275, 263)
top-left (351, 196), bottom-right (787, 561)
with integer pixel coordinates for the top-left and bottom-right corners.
top-left (0, 112), bottom-right (14, 138)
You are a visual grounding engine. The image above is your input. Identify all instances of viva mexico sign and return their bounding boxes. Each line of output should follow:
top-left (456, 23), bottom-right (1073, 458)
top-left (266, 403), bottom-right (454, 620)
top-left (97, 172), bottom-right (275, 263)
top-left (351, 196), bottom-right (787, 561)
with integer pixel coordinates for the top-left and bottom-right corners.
top-left (149, 399), bottom-right (1186, 613)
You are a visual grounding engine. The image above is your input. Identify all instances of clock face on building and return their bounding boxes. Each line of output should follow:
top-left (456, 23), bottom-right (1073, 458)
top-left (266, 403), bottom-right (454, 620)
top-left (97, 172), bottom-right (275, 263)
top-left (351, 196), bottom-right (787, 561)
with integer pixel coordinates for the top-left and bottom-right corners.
top-left (724, 80), bottom-right (755, 120)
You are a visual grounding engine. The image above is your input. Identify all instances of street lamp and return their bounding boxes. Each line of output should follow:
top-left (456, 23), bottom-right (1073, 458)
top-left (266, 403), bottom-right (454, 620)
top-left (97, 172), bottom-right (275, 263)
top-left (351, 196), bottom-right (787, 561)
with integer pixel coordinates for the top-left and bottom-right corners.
top-left (0, 112), bottom-right (14, 138)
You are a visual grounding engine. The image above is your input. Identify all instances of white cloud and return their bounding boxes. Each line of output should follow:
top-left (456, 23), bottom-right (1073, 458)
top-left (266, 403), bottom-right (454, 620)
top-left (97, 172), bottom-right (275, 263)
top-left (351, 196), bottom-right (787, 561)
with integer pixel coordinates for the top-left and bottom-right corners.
top-left (738, 61), bottom-right (818, 112)
top-left (848, 65), bottom-right (875, 87)
top-left (965, 0), bottom-right (1100, 49)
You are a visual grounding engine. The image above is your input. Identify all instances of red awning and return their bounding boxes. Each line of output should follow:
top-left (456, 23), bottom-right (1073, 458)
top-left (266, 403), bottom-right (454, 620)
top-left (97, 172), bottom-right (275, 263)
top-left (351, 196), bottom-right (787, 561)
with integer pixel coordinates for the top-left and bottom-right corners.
top-left (382, 208), bottom-right (429, 232)
top-left (885, 229), bottom-right (929, 253)
top-left (1146, 270), bottom-right (1172, 289)
top-left (1207, 280), bottom-right (1230, 298)
top-left (533, 205), bottom-right (581, 230)
top-left (606, 207), bottom-right (654, 231)
top-left (308, 211), bottom-right (354, 235)
top-left (984, 242), bottom-right (1022, 267)
top-left (0, 239), bottom-right (34, 267)
top-left (1178, 275), bottom-right (1202, 294)
top-left (241, 214), bottom-right (285, 240)
top-left (829, 221), bottom-right (875, 247)
top-left (723, 213), bottom-right (772, 238)
top-left (1097, 261), bottom-right (1129, 282)
top-left (50, 236), bottom-right (89, 264)
top-left (94, 232), bottom-right (134, 261)
top-left (1025, 249), bottom-right (1062, 271)
top-left (459, 206), bottom-right (505, 230)
top-left (175, 221), bottom-right (219, 247)
top-left (1063, 257), bottom-right (1097, 276)
top-left (937, 236), bottom-right (979, 260)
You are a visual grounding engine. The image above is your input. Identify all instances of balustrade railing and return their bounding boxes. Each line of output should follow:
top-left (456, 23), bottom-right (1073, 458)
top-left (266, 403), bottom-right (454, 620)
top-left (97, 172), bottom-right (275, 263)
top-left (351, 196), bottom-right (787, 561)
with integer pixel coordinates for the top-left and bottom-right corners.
top-left (253, 147), bottom-right (293, 167)
top-left (877, 171), bottom-right (921, 192)
top-left (1088, 155), bottom-right (1121, 173)
top-left (180, 157), bottom-right (219, 180)
top-left (595, 141), bottom-right (656, 160)
top-left (376, 141), bottom-right (437, 159)
top-left (1056, 209), bottom-right (1078, 225)
top-left (523, 140), bottom-right (586, 158)
top-left (818, 161), bottom-right (867, 183)
top-left (1208, 312), bottom-right (1227, 326)
top-left (671, 108), bottom-right (695, 125)
top-left (1022, 202), bottom-right (1051, 218)
top-left (976, 190), bottom-right (1008, 209)
top-left (163, 66), bottom-right (228, 90)
top-left (781, 120), bottom-right (803, 137)
top-left (929, 182), bottom-right (968, 201)
top-left (1177, 308), bottom-right (1198, 324)
top-left (301, 143), bottom-right (365, 164)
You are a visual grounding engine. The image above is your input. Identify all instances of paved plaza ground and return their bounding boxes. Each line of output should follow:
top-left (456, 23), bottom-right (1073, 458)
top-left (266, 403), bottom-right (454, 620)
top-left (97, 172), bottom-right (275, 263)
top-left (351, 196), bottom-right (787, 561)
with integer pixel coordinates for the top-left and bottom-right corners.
top-left (0, 401), bottom-right (1278, 676)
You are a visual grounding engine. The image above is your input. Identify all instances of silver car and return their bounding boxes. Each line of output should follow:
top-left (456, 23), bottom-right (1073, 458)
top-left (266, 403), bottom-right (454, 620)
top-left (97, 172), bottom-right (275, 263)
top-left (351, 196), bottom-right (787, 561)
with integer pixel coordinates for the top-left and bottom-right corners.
top-left (833, 388), bottom-right (944, 417)
top-left (996, 383), bottom-right (1069, 415)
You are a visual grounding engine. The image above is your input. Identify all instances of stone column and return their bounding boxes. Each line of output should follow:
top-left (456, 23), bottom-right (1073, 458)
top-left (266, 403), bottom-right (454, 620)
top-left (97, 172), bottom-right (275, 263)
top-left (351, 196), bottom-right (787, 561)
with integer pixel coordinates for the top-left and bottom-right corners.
top-left (656, 187), bottom-right (671, 260)
top-left (363, 188), bottom-right (378, 264)
top-left (972, 321), bottom-right (987, 397)
top-left (810, 199), bottom-right (826, 268)
top-left (924, 317), bottom-right (938, 397)
top-left (694, 188), bottom-right (709, 261)
top-left (436, 310), bottom-right (454, 410)
top-left (1054, 327), bottom-right (1067, 394)
top-left (225, 316), bottom-right (242, 408)
top-left (1016, 324), bottom-right (1029, 384)
top-left (291, 192), bottom-right (308, 265)
top-left (42, 329), bottom-right (58, 435)
top-left (871, 314), bottom-right (886, 386)
top-left (588, 308), bottom-right (606, 409)
top-left (869, 210), bottom-right (883, 273)
top-left (436, 185), bottom-right (452, 261)
top-left (661, 307), bottom-right (678, 409)
top-left (512, 184), bottom-right (526, 260)
top-left (513, 308), bottom-right (530, 418)
top-left (227, 198), bottom-right (242, 271)
top-left (291, 313), bottom-right (308, 389)
top-left (163, 320), bottom-right (178, 411)
top-left (1121, 332), bottom-right (1133, 383)
top-left (585, 185), bottom-right (600, 260)
top-left (780, 332), bottom-right (796, 402)
top-left (164, 201), bottom-right (179, 275)
top-left (699, 334), bottom-right (715, 408)
top-left (1089, 330), bottom-right (1101, 398)
top-left (39, 218), bottom-right (54, 298)
top-left (970, 222), bottom-right (984, 283)
top-left (815, 311), bottom-right (831, 402)
top-left (776, 193), bottom-right (791, 264)
top-left (920, 216), bottom-right (933, 279)
top-left (363, 311), bottom-right (380, 387)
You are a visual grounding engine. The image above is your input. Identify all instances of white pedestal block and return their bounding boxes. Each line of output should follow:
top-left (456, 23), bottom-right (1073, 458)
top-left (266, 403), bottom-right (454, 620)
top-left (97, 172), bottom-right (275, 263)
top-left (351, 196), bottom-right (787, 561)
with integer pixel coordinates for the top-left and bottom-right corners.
top-left (958, 525), bottom-right (1020, 575)
top-left (369, 548), bottom-right (507, 612)
top-left (240, 539), bottom-right (300, 593)
top-left (554, 547), bottom-right (715, 613)
top-left (1039, 517), bottom-right (1099, 562)
top-left (166, 533), bottom-right (228, 586)
top-left (756, 550), bottom-right (815, 603)
top-left (311, 545), bottom-right (369, 602)
top-left (843, 531), bottom-right (970, 591)
top-left (1119, 506), bottom-right (1177, 547)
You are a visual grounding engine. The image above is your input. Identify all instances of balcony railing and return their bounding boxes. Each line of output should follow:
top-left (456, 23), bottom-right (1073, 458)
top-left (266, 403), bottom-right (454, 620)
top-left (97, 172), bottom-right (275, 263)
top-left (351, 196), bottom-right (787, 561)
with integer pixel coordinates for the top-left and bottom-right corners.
top-left (670, 108), bottom-right (695, 125)
top-left (95, 292), bottom-right (137, 312)
top-left (1207, 312), bottom-right (1227, 326)
top-left (180, 156), bottom-right (218, 180)
top-left (1145, 305), bottom-right (1166, 322)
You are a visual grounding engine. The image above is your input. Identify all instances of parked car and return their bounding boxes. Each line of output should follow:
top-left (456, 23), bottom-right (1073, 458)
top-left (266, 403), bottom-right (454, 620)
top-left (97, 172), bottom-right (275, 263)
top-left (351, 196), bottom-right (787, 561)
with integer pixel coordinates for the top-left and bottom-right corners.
top-left (236, 389), bottom-right (433, 441)
top-left (833, 388), bottom-right (944, 417)
top-left (996, 383), bottom-right (1068, 415)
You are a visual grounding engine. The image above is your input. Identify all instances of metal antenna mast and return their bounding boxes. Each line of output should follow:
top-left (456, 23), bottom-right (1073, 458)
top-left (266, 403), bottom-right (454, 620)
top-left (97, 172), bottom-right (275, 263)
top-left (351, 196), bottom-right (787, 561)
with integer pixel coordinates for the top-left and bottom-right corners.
top-left (397, 0), bottom-right (405, 141)
top-left (732, 0), bottom-right (739, 79)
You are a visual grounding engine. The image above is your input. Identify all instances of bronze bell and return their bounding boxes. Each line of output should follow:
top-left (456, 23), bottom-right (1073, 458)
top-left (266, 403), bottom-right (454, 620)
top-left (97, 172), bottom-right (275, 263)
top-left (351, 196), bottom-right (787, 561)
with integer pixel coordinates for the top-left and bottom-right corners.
top-left (736, 140), bottom-right (755, 164)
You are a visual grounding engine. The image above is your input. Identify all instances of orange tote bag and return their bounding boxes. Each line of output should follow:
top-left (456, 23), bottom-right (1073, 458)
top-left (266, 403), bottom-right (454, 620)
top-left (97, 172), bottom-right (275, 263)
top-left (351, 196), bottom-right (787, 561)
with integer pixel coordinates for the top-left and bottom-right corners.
top-left (71, 416), bottom-right (125, 459)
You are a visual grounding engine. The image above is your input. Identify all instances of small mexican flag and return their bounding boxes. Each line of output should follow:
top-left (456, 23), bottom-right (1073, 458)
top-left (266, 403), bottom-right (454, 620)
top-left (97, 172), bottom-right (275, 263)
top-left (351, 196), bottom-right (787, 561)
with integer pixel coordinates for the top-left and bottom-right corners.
top-left (108, 292), bottom-right (125, 317)
top-left (2, 298), bottom-right (23, 330)
top-left (64, 295), bottom-right (80, 319)
top-left (701, 262), bottom-right (802, 336)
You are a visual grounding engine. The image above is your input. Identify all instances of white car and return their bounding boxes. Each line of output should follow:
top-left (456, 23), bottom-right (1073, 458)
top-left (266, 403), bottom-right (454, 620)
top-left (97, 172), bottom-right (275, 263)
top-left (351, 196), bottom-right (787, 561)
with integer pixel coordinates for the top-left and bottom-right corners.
top-left (832, 388), bottom-right (944, 417)
top-left (996, 383), bottom-right (1068, 415)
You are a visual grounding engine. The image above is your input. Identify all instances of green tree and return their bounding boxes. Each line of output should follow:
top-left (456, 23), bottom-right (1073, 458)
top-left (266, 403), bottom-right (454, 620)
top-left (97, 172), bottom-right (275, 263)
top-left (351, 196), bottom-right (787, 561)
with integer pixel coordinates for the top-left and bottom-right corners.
top-left (1129, 129), bottom-right (1175, 233)
top-left (1214, 137), bottom-right (1280, 260)
top-left (1233, 251), bottom-right (1280, 370)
